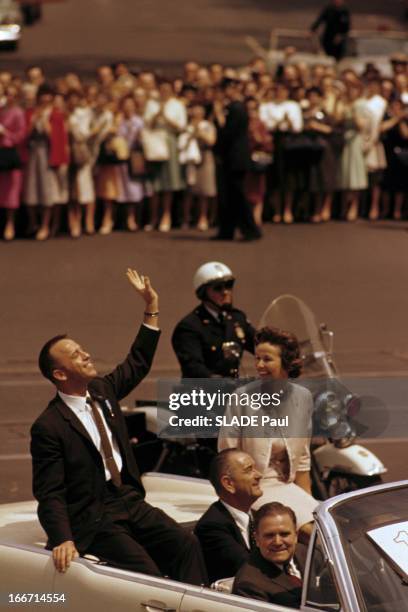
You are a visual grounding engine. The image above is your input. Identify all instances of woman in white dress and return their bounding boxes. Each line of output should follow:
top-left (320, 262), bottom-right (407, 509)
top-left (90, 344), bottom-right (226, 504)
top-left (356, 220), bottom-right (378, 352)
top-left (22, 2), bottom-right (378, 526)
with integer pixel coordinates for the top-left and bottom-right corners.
top-left (218, 326), bottom-right (318, 541)
top-left (67, 91), bottom-right (96, 236)
top-left (143, 81), bottom-right (187, 231)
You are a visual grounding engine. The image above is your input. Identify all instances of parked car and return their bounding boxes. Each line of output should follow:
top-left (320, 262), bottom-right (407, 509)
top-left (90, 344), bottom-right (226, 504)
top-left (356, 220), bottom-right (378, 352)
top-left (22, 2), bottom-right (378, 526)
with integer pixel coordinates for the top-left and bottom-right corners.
top-left (1, 476), bottom-right (407, 611)
top-left (0, 0), bottom-right (21, 50)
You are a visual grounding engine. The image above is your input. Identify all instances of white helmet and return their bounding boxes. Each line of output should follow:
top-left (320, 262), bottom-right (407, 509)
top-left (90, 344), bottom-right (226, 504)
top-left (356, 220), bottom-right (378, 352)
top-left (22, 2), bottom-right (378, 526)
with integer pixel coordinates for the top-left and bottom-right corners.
top-left (193, 262), bottom-right (235, 298)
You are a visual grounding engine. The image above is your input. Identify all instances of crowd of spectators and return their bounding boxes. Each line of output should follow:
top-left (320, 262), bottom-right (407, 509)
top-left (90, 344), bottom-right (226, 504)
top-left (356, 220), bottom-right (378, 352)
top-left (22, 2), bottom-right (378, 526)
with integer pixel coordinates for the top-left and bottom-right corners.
top-left (0, 54), bottom-right (407, 241)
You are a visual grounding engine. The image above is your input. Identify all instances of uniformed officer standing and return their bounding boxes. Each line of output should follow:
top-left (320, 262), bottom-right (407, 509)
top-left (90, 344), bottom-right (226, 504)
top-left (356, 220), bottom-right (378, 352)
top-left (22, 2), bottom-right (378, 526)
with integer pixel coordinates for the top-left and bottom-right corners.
top-left (172, 262), bottom-right (255, 379)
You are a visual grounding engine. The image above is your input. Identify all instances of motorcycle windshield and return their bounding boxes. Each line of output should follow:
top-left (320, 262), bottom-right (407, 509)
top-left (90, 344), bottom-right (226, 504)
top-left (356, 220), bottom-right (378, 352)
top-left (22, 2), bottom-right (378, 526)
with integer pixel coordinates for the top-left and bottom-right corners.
top-left (259, 294), bottom-right (335, 378)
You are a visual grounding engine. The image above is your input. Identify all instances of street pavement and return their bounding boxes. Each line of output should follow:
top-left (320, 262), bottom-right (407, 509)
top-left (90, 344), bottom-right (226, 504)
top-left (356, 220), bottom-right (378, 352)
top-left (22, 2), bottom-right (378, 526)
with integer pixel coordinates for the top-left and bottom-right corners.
top-left (1, 0), bottom-right (405, 76)
top-left (1, 220), bottom-right (408, 502)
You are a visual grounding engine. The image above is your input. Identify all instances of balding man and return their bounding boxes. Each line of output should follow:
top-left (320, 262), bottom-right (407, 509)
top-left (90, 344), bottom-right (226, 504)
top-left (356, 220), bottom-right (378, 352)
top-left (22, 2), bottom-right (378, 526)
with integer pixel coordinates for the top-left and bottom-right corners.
top-left (195, 449), bottom-right (263, 583)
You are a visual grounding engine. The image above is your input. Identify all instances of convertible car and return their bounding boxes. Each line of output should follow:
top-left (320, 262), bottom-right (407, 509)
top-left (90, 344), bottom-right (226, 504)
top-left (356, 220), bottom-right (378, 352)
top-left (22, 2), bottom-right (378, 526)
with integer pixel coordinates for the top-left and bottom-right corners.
top-left (1, 476), bottom-right (407, 611)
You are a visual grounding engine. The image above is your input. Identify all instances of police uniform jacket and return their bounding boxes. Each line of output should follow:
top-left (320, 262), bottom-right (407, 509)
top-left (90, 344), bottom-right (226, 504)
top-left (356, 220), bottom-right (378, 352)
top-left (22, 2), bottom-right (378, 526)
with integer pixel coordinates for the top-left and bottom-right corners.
top-left (172, 304), bottom-right (255, 378)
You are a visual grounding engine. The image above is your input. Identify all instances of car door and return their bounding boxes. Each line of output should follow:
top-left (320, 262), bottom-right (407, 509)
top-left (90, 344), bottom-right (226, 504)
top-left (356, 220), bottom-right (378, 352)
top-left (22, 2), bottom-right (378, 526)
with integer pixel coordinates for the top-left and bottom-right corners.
top-left (179, 584), bottom-right (299, 612)
top-left (52, 558), bottom-right (186, 612)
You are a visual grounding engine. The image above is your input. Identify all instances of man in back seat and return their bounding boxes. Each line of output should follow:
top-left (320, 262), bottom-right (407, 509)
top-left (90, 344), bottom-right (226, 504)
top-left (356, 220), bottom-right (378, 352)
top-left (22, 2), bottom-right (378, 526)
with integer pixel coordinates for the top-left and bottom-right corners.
top-left (195, 448), bottom-right (263, 583)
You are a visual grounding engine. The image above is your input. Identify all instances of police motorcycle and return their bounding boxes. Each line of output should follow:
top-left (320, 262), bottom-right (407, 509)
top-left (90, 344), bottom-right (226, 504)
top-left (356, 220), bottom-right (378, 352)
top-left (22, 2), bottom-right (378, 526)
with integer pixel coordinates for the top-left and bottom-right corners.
top-left (259, 294), bottom-right (387, 499)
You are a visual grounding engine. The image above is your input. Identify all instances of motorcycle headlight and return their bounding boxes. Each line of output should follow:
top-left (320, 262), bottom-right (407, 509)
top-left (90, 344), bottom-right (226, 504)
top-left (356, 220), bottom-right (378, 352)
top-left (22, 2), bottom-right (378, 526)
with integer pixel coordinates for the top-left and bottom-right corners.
top-left (315, 390), bottom-right (343, 430)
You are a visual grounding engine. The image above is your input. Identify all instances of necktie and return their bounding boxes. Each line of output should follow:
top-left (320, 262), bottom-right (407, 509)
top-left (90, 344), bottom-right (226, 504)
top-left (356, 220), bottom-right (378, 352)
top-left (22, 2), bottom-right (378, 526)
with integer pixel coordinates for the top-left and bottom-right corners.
top-left (248, 514), bottom-right (257, 550)
top-left (86, 397), bottom-right (122, 487)
top-left (284, 561), bottom-right (303, 588)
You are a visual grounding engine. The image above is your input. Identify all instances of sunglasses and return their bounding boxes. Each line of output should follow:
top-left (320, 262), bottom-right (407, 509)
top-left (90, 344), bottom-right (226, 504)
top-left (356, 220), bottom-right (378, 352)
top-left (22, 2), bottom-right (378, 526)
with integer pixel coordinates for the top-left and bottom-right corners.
top-left (211, 280), bottom-right (235, 292)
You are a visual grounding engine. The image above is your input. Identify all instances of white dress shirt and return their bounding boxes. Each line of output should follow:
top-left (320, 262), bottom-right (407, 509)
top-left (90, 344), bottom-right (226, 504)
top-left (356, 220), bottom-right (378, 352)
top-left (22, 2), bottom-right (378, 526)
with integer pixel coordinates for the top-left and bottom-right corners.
top-left (221, 500), bottom-right (251, 549)
top-left (58, 391), bottom-right (123, 481)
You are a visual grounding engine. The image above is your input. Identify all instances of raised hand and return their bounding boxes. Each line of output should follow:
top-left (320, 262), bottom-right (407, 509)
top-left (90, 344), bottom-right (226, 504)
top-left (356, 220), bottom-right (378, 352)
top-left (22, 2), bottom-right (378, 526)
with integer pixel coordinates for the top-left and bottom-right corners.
top-left (126, 268), bottom-right (158, 308)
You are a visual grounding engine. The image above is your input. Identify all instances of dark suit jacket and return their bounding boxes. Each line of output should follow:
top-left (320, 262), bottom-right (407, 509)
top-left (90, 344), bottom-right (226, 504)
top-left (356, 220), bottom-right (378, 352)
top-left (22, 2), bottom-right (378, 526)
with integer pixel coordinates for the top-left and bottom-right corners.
top-left (233, 544), bottom-right (308, 608)
top-left (216, 100), bottom-right (250, 172)
top-left (31, 324), bottom-right (160, 553)
top-left (195, 500), bottom-right (250, 583)
top-left (172, 304), bottom-right (255, 378)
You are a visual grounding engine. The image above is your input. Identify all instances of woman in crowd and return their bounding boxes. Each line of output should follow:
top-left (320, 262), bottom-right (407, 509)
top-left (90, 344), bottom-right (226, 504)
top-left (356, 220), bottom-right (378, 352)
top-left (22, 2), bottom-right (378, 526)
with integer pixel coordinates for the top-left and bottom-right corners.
top-left (67, 90), bottom-right (96, 237)
top-left (0, 85), bottom-right (26, 241)
top-left (218, 326), bottom-right (318, 541)
top-left (23, 83), bottom-right (69, 241)
top-left (362, 78), bottom-right (388, 220)
top-left (337, 81), bottom-right (368, 220)
top-left (381, 96), bottom-right (408, 220)
top-left (302, 86), bottom-right (337, 222)
top-left (245, 96), bottom-right (273, 227)
top-left (116, 94), bottom-right (145, 231)
top-left (144, 80), bottom-right (187, 231)
top-left (260, 82), bottom-right (303, 224)
top-left (181, 101), bottom-right (217, 230)
top-left (92, 92), bottom-right (118, 234)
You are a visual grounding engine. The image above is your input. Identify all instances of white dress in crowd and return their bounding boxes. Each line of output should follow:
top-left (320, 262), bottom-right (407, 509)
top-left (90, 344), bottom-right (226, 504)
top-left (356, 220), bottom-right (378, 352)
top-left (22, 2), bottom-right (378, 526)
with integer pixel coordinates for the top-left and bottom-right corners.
top-left (144, 97), bottom-right (187, 192)
top-left (68, 106), bottom-right (96, 204)
top-left (361, 94), bottom-right (387, 173)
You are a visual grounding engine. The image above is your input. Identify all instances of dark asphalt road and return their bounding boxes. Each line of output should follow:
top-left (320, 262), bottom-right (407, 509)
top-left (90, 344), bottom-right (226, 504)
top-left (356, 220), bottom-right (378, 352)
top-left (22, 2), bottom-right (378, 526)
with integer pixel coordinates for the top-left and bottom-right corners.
top-left (1, 0), bottom-right (405, 76)
top-left (1, 220), bottom-right (408, 501)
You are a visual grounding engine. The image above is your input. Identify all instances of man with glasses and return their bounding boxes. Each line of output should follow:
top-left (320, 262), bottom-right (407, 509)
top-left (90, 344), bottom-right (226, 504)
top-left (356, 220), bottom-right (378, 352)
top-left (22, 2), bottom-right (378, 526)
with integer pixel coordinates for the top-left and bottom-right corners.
top-left (172, 262), bottom-right (255, 378)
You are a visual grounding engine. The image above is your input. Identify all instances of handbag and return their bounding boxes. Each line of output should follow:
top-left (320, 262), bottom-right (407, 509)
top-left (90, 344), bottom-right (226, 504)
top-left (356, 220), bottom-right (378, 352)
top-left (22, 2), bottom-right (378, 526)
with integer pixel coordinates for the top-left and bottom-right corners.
top-left (394, 146), bottom-right (408, 167)
top-left (178, 132), bottom-right (202, 165)
top-left (71, 141), bottom-right (91, 167)
top-left (97, 136), bottom-right (129, 165)
top-left (250, 150), bottom-right (273, 173)
top-left (128, 148), bottom-right (146, 178)
top-left (283, 134), bottom-right (325, 166)
top-left (0, 146), bottom-right (21, 171)
top-left (141, 128), bottom-right (169, 162)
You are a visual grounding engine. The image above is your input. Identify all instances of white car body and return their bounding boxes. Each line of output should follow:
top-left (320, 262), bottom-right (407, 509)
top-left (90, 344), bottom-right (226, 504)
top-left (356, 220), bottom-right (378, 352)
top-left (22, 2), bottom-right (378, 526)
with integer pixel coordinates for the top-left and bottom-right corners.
top-left (0, 0), bottom-right (21, 46)
top-left (1, 475), bottom-right (407, 612)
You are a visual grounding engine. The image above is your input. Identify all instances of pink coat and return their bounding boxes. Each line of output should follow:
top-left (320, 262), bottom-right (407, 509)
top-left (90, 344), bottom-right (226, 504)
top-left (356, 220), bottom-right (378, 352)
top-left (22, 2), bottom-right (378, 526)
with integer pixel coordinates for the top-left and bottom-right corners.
top-left (0, 105), bottom-right (26, 209)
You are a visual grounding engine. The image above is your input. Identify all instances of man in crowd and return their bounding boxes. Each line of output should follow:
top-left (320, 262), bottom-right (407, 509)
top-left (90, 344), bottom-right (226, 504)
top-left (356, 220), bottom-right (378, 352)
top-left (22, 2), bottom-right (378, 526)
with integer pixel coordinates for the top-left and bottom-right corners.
top-left (195, 449), bottom-right (263, 583)
top-left (172, 261), bottom-right (255, 379)
top-left (31, 269), bottom-right (207, 584)
top-left (233, 502), bottom-right (307, 608)
top-left (213, 77), bottom-right (262, 241)
top-left (311, 0), bottom-right (351, 61)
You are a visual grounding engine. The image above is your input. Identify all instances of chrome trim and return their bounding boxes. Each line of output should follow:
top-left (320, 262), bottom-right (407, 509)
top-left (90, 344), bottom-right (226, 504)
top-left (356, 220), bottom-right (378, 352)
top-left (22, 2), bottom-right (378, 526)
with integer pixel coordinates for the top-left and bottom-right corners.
top-left (315, 479), bottom-right (408, 526)
top-left (310, 522), bottom-right (359, 612)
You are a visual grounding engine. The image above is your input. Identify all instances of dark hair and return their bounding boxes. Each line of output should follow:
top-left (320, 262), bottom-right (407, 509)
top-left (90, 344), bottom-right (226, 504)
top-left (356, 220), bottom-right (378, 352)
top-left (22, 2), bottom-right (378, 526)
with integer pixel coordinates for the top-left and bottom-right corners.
top-left (209, 448), bottom-right (242, 495)
top-left (254, 501), bottom-right (297, 531)
top-left (37, 82), bottom-right (55, 99)
top-left (38, 334), bottom-right (67, 382)
top-left (306, 86), bottom-right (322, 97)
top-left (255, 326), bottom-right (302, 378)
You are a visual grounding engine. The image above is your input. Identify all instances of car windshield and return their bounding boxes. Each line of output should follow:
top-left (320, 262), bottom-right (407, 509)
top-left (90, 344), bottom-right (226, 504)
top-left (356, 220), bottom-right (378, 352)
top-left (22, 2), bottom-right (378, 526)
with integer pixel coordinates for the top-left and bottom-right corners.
top-left (330, 485), bottom-right (408, 612)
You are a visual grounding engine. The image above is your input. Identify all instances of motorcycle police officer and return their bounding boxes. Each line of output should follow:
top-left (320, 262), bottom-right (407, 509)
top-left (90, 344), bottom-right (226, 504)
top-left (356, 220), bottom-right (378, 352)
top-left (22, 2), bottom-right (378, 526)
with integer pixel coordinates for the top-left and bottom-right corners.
top-left (172, 262), bottom-right (255, 378)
